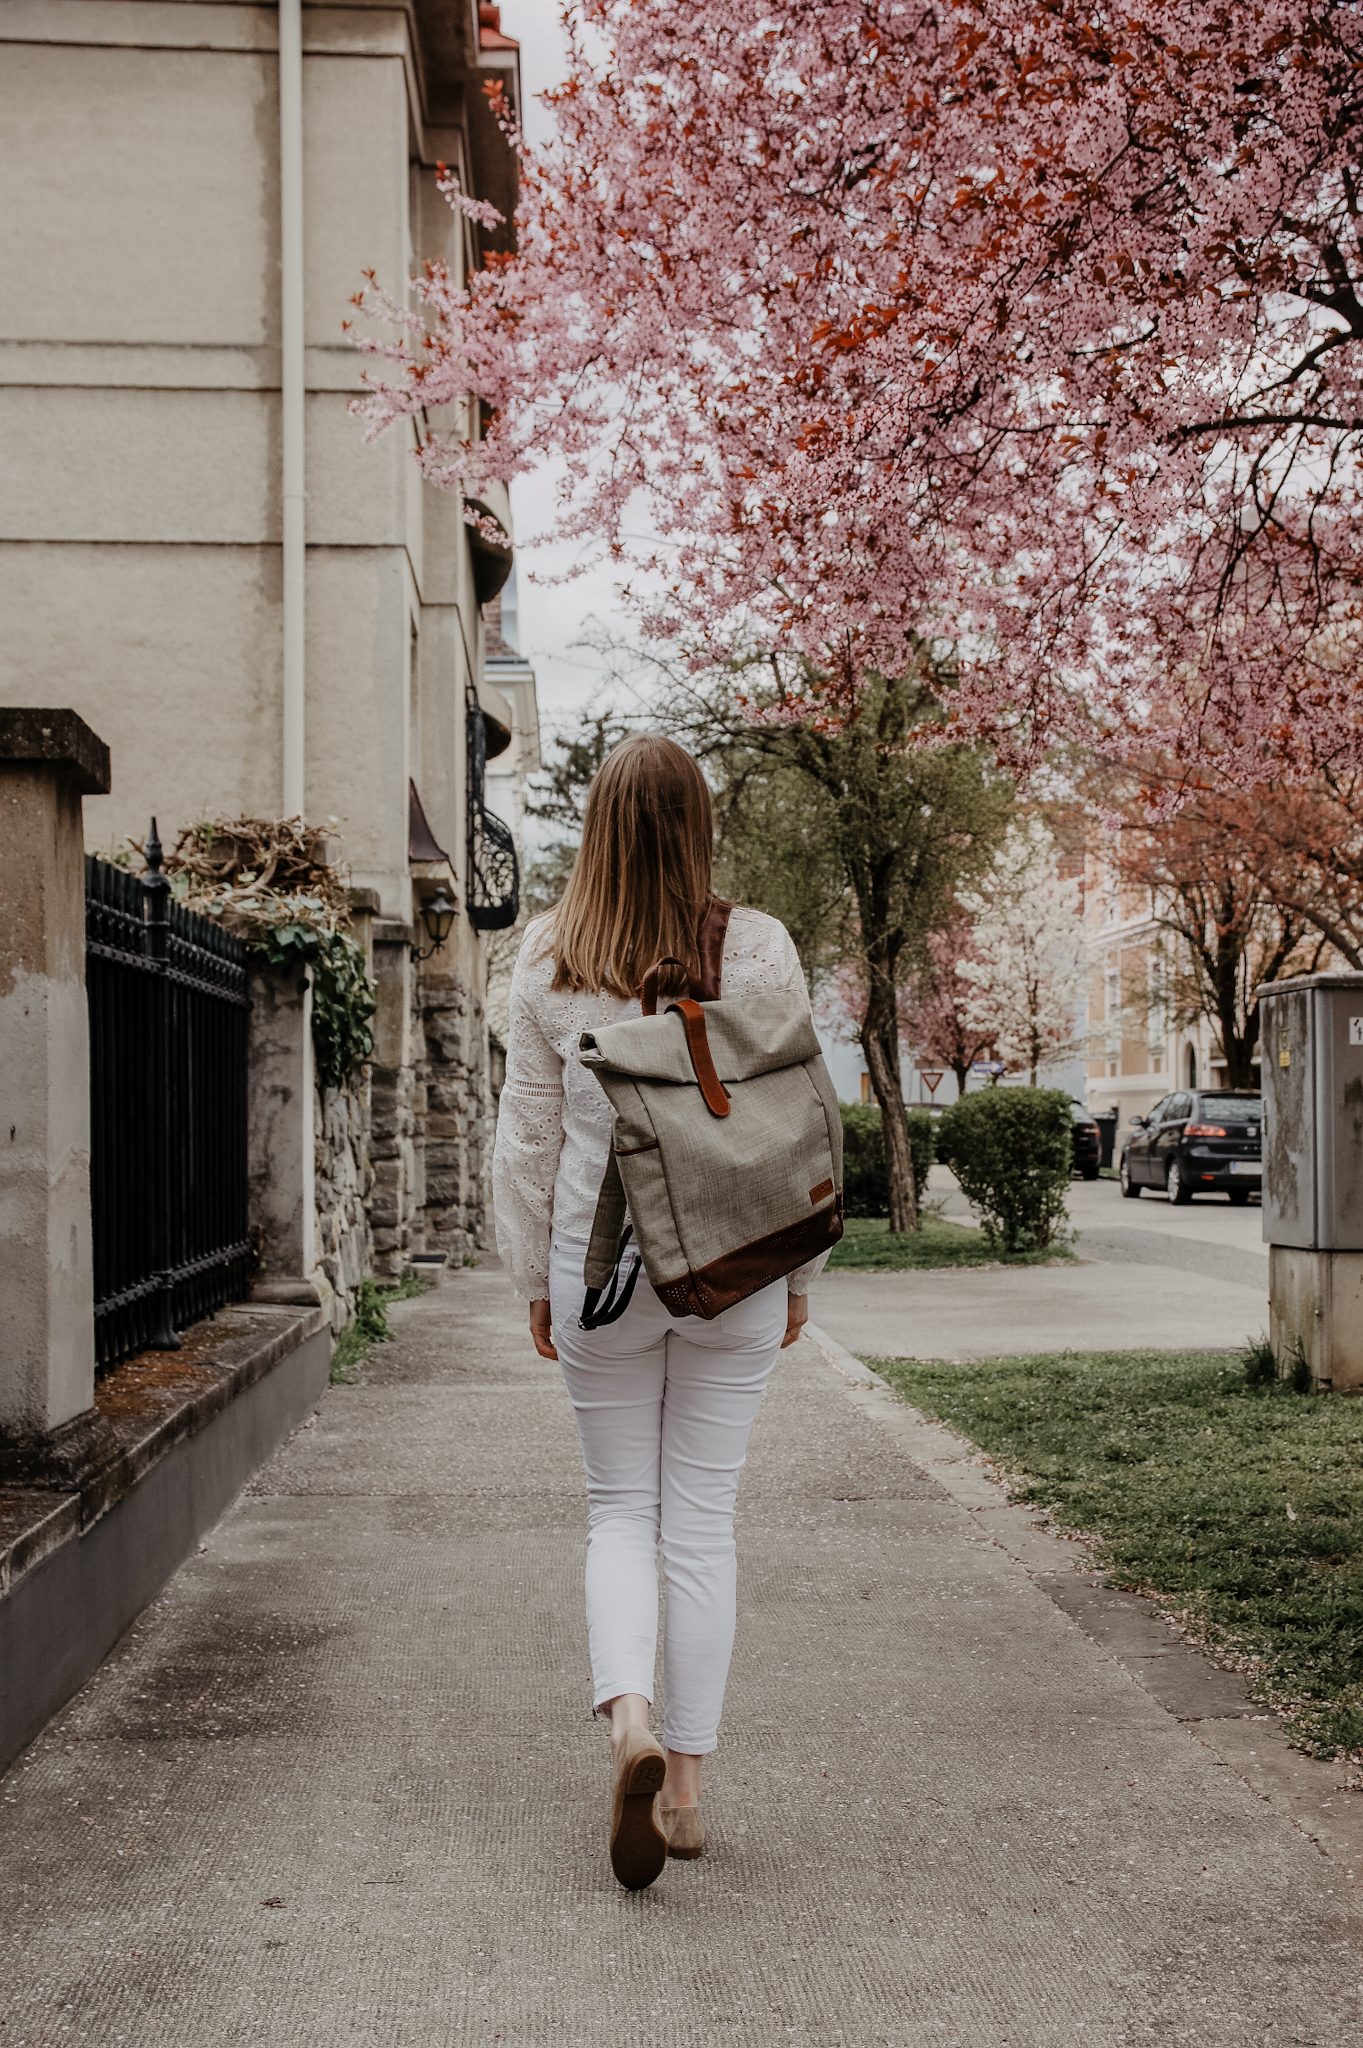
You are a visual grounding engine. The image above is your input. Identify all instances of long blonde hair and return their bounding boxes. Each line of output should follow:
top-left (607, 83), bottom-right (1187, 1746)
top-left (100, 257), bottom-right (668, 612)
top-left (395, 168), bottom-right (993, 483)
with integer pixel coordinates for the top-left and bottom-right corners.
top-left (551, 735), bottom-right (715, 997)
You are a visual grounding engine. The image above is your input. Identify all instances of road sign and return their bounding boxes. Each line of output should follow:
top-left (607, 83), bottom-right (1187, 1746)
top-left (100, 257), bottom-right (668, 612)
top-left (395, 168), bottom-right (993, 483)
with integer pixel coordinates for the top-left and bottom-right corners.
top-left (970, 1061), bottom-right (1005, 1076)
top-left (919, 1069), bottom-right (945, 1096)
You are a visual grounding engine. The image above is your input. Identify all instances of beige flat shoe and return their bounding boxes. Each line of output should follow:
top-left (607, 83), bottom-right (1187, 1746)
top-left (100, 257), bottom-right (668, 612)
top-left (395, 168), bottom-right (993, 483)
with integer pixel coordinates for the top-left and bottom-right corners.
top-left (609, 1726), bottom-right (667, 1890)
top-left (659, 1804), bottom-right (705, 1859)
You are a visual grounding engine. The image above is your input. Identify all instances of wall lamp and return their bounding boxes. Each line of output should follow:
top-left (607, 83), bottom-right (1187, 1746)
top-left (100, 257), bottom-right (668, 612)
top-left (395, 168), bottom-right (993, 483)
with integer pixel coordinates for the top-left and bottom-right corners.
top-left (411, 884), bottom-right (456, 962)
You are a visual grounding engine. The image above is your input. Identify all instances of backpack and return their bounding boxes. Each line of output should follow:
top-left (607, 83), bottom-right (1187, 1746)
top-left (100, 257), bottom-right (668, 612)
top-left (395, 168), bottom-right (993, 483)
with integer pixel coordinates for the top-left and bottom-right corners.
top-left (577, 902), bottom-right (844, 1326)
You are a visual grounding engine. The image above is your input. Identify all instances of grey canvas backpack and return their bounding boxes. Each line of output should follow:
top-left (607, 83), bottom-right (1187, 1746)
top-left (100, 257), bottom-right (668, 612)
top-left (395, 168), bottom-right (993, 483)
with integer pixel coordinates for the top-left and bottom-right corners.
top-left (577, 902), bottom-right (844, 1326)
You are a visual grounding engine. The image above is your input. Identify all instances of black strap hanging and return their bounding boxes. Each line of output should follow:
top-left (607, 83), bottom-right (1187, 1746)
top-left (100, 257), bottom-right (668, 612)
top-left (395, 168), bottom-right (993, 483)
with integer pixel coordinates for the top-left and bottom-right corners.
top-left (580, 1226), bottom-right (643, 1331)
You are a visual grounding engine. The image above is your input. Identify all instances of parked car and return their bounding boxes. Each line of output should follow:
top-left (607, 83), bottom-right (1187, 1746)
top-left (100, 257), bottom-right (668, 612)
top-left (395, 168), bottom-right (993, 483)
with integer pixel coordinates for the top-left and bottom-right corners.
top-left (1119, 1089), bottom-right (1261, 1204)
top-left (1070, 1102), bottom-right (1102, 1180)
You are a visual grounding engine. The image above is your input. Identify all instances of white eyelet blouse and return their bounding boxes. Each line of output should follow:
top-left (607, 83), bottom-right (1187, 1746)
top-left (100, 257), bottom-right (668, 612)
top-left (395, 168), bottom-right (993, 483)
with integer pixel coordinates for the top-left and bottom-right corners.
top-left (490, 904), bottom-right (831, 1302)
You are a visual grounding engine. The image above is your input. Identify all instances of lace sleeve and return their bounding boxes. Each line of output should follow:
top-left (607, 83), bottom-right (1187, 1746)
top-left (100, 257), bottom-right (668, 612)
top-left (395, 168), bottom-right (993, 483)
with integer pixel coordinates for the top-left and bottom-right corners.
top-left (491, 937), bottom-right (566, 1301)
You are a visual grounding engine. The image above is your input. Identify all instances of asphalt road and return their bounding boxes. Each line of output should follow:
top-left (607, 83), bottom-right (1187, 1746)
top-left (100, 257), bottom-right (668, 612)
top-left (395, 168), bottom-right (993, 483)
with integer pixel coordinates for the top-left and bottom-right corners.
top-left (811, 1170), bottom-right (1269, 1361)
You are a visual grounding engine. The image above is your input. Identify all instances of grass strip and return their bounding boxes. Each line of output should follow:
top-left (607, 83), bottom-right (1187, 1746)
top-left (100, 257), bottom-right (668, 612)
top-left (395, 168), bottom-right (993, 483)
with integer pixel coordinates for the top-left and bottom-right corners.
top-left (330, 1271), bottom-right (432, 1383)
top-left (826, 1214), bottom-right (1076, 1271)
top-left (868, 1346), bottom-right (1363, 1762)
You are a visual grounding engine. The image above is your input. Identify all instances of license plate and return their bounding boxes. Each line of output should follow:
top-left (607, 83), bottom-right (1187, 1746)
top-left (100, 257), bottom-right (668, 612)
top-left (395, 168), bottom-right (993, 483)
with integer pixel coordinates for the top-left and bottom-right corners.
top-left (1229, 1161), bottom-right (1260, 1175)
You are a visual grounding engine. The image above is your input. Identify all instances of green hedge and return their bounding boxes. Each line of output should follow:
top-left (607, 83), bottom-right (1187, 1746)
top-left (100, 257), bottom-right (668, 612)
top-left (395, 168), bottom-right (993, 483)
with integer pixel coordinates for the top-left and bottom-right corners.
top-left (839, 1102), bottom-right (935, 1219)
top-left (934, 1087), bottom-right (1073, 1252)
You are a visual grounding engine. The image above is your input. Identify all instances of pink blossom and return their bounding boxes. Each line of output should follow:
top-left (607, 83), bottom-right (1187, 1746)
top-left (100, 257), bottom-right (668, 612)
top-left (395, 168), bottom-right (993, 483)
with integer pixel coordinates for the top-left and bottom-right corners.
top-left (347, 3), bottom-right (1363, 779)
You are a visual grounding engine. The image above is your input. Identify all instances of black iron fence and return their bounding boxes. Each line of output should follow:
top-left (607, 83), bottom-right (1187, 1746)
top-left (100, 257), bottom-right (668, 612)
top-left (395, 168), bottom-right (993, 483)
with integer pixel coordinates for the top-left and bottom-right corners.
top-left (86, 827), bottom-right (251, 1370)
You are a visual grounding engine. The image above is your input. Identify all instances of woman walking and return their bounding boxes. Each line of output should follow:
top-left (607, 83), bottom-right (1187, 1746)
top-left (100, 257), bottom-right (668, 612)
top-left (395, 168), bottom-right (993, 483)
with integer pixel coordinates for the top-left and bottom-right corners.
top-left (491, 735), bottom-right (830, 1891)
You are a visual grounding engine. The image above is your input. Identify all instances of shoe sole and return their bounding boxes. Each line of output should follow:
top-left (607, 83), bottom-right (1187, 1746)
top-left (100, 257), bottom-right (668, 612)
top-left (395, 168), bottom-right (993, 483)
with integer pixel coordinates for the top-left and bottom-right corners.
top-left (610, 1749), bottom-right (667, 1891)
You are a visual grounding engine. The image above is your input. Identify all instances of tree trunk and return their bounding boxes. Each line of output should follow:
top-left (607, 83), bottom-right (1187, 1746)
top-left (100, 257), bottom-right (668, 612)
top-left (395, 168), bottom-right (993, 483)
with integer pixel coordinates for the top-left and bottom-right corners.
top-left (862, 1025), bottom-right (919, 1233)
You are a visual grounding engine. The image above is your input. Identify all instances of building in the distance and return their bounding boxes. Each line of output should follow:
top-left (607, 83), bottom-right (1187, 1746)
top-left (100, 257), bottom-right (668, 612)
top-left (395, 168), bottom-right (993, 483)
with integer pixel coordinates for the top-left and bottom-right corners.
top-left (1079, 840), bottom-right (1257, 1132)
top-left (0, 0), bottom-right (538, 1295)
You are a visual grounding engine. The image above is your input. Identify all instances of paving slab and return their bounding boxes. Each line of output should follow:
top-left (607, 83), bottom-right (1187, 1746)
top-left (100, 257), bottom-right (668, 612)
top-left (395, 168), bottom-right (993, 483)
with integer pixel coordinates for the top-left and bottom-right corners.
top-left (3, 1267), bottom-right (1360, 2045)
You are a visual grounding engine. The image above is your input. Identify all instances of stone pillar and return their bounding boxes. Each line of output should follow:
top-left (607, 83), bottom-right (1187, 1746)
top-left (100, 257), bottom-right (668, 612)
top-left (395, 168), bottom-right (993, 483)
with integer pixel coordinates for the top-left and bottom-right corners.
top-left (246, 962), bottom-right (323, 1308)
top-left (420, 958), bottom-right (488, 1261)
top-left (0, 709), bottom-right (115, 1480)
top-left (369, 919), bottom-right (420, 1277)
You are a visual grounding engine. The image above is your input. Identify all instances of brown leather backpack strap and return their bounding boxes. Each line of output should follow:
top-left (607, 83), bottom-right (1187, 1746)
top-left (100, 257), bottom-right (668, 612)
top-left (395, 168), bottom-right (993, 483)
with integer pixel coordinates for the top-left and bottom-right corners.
top-left (641, 955), bottom-right (693, 1017)
top-left (641, 901), bottom-right (730, 1013)
top-left (696, 898), bottom-right (732, 1001)
top-left (667, 999), bottom-right (731, 1117)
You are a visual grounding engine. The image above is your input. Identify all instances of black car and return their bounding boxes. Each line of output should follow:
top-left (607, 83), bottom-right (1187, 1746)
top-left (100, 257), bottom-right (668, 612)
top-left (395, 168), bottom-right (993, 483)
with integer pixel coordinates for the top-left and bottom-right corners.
top-left (1071, 1102), bottom-right (1102, 1180)
top-left (1119, 1089), bottom-right (1261, 1205)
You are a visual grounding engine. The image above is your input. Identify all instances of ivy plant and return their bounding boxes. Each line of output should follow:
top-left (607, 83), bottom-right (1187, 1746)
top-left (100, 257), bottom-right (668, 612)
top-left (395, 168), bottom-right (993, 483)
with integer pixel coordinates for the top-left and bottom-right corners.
top-left (259, 913), bottom-right (377, 1091)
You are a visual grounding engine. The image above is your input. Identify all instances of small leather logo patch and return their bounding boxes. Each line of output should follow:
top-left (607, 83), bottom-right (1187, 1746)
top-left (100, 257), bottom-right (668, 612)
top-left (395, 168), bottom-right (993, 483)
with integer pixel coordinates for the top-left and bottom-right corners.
top-left (809, 1178), bottom-right (835, 1205)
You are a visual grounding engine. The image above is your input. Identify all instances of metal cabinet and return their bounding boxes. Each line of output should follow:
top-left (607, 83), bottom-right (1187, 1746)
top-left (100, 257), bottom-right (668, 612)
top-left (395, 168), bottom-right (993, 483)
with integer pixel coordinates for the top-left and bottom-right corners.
top-left (1259, 972), bottom-right (1363, 1250)
top-left (1258, 969), bottom-right (1363, 1390)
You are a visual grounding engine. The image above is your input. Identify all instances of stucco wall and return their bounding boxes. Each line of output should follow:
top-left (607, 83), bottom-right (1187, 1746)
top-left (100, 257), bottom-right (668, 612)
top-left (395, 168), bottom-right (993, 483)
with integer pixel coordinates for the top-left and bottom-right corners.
top-left (0, 18), bottom-right (464, 915)
top-left (1, 1), bottom-right (526, 1302)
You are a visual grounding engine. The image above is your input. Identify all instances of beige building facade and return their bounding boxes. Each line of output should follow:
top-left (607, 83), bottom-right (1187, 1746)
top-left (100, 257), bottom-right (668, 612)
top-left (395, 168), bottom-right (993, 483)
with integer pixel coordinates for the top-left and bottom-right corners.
top-left (0, 0), bottom-right (538, 1291)
top-left (1081, 844), bottom-right (1254, 1129)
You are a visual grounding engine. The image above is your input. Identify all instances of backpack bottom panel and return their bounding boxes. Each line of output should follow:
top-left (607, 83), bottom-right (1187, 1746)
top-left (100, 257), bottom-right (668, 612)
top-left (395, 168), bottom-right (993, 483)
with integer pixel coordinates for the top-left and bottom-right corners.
top-left (651, 1195), bottom-right (843, 1321)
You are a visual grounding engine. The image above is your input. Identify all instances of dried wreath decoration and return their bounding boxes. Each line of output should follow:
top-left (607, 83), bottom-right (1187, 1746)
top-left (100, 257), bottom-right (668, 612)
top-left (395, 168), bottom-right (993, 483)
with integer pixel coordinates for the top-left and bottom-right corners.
top-left (144, 817), bottom-right (351, 934)
top-left (132, 818), bottom-right (377, 1092)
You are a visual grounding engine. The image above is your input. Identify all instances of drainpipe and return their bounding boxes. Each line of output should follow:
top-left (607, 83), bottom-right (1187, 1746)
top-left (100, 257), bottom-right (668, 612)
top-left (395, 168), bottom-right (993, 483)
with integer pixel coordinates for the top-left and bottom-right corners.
top-left (279, 0), bottom-right (306, 818)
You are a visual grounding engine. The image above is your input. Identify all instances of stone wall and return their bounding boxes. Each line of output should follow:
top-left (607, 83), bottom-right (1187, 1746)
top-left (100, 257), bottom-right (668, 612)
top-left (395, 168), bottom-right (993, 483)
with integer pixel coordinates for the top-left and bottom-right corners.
top-left (314, 1073), bottom-right (373, 1328)
top-left (363, 925), bottom-right (490, 1278)
top-left (418, 964), bottom-right (489, 1264)
top-left (368, 1058), bottom-right (420, 1280)
top-left (367, 923), bottom-right (421, 1280)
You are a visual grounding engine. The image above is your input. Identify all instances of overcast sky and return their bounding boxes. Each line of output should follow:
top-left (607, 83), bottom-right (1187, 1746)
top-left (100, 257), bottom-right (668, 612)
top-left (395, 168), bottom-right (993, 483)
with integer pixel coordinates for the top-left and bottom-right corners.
top-left (487, 1), bottom-right (636, 737)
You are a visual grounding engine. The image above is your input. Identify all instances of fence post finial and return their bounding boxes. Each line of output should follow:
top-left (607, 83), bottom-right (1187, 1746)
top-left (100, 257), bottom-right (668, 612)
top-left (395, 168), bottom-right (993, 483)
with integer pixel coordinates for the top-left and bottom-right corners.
top-left (143, 817), bottom-right (167, 892)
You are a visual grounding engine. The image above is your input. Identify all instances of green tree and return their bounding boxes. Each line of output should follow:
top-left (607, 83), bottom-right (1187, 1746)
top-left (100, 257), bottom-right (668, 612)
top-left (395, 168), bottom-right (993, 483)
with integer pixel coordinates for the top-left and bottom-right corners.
top-left (710, 755), bottom-right (850, 985)
top-left (670, 667), bottom-right (1013, 1231)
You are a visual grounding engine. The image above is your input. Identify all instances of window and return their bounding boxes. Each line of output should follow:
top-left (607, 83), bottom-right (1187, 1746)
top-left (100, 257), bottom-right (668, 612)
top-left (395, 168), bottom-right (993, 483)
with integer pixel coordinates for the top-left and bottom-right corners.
top-left (1198, 1094), bottom-right (1261, 1123)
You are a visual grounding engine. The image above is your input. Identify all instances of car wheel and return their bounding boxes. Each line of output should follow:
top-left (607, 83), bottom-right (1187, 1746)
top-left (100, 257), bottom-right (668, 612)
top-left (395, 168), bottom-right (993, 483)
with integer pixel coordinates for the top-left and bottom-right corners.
top-left (1081, 1164), bottom-right (1100, 1181)
top-left (1167, 1159), bottom-right (1193, 1205)
top-left (1119, 1156), bottom-right (1141, 1199)
top-left (1227, 1186), bottom-right (1251, 1206)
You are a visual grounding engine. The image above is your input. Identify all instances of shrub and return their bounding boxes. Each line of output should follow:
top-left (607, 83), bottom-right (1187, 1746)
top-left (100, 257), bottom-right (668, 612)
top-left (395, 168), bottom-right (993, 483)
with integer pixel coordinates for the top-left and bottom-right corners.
top-left (935, 1087), bottom-right (1073, 1252)
top-left (839, 1102), bottom-right (935, 1219)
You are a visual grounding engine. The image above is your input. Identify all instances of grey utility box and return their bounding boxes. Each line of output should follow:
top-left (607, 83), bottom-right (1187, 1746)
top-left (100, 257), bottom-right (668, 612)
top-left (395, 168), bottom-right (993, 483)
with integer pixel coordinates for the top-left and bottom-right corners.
top-left (1258, 971), bottom-right (1363, 1388)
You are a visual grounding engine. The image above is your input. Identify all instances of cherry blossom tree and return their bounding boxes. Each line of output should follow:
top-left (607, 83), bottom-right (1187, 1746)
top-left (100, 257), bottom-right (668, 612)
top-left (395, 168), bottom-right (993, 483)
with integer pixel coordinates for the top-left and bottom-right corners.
top-left (348, 0), bottom-right (1363, 781)
top-left (1108, 783), bottom-right (1328, 1088)
top-left (1238, 776), bottom-right (1363, 971)
top-left (957, 823), bottom-right (1088, 1087)
top-left (898, 920), bottom-right (998, 1094)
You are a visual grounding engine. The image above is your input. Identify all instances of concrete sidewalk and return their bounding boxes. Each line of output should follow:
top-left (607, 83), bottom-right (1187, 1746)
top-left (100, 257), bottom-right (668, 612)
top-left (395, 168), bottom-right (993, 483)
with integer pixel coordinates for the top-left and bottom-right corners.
top-left (3, 1266), bottom-right (1360, 2045)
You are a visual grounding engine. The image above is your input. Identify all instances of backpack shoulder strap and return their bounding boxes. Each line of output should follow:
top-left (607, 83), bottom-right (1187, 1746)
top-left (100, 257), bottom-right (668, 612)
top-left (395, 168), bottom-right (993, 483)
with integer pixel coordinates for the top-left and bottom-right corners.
top-left (697, 898), bottom-right (732, 1001)
top-left (640, 899), bottom-right (733, 1014)
top-left (583, 1147), bottom-right (630, 1291)
top-left (580, 1149), bottom-right (642, 1330)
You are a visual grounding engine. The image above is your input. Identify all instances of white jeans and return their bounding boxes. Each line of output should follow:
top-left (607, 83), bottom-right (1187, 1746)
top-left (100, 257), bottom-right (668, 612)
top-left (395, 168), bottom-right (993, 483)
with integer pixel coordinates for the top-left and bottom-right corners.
top-left (549, 1237), bottom-right (786, 1755)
